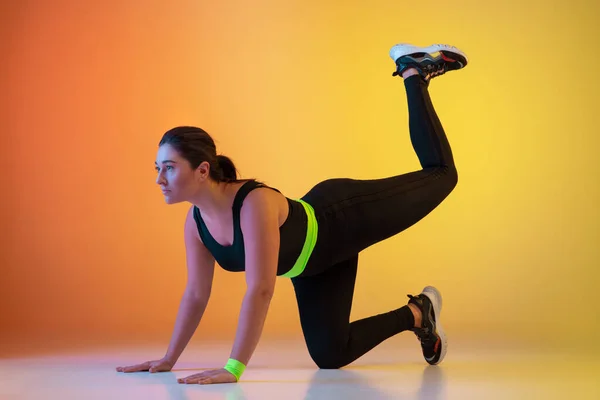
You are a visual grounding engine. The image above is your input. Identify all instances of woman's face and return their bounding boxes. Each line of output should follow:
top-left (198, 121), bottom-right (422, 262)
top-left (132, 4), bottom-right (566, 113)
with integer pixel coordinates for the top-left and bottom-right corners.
top-left (155, 144), bottom-right (206, 204)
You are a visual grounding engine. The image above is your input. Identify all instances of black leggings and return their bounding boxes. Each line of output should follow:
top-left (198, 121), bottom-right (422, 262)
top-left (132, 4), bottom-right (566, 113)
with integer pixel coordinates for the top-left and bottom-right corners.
top-left (291, 75), bottom-right (458, 369)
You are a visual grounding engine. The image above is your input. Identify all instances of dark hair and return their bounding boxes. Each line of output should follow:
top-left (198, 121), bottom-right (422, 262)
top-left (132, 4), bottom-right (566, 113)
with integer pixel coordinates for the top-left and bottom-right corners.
top-left (158, 126), bottom-right (245, 183)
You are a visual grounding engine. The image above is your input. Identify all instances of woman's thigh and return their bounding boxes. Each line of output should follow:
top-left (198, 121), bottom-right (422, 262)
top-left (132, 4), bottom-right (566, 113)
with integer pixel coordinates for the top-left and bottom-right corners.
top-left (302, 166), bottom-right (457, 269)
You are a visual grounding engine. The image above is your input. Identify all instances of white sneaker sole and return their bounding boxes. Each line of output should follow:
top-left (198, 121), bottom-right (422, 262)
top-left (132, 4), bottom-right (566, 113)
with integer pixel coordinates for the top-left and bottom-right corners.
top-left (389, 43), bottom-right (468, 65)
top-left (422, 285), bottom-right (447, 365)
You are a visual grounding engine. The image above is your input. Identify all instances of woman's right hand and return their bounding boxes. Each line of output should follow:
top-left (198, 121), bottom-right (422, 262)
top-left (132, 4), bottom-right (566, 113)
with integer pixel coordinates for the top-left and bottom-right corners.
top-left (116, 358), bottom-right (174, 373)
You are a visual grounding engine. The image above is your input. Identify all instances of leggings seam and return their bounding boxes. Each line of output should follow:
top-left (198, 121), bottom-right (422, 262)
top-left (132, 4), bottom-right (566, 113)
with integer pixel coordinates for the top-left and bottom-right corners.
top-left (416, 83), bottom-right (444, 168)
top-left (311, 166), bottom-right (452, 215)
top-left (410, 78), bottom-right (452, 169)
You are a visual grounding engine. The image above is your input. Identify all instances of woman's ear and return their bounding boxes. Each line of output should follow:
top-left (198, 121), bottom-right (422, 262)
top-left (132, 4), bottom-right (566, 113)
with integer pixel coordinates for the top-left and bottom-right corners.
top-left (195, 161), bottom-right (211, 181)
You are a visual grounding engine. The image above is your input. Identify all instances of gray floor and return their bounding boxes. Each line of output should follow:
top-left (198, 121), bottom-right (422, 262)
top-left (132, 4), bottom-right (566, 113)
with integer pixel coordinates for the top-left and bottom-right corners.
top-left (1, 339), bottom-right (598, 399)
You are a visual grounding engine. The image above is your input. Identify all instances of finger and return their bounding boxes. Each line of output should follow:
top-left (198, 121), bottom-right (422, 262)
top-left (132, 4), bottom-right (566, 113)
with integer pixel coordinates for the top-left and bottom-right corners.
top-left (123, 363), bottom-right (150, 373)
top-left (178, 374), bottom-right (198, 384)
top-left (185, 374), bottom-right (207, 384)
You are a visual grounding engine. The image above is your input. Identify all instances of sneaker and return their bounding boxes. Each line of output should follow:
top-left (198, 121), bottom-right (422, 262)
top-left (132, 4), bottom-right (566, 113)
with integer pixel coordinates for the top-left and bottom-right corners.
top-left (390, 43), bottom-right (468, 81)
top-left (407, 286), bottom-right (447, 365)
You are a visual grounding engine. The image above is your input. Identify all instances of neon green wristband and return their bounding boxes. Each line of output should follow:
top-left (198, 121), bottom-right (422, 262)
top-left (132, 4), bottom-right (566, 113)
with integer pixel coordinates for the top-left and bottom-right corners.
top-left (223, 358), bottom-right (246, 381)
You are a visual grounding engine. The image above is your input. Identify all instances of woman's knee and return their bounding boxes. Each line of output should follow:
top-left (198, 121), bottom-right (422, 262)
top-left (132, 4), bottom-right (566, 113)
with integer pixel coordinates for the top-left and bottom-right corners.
top-left (424, 165), bottom-right (457, 201)
top-left (445, 165), bottom-right (458, 191)
top-left (306, 342), bottom-right (347, 369)
top-left (432, 165), bottom-right (458, 193)
top-left (311, 353), bottom-right (345, 370)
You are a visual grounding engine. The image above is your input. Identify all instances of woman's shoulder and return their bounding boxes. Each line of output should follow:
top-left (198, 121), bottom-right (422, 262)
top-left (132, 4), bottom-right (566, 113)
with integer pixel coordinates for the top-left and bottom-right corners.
top-left (234, 178), bottom-right (282, 195)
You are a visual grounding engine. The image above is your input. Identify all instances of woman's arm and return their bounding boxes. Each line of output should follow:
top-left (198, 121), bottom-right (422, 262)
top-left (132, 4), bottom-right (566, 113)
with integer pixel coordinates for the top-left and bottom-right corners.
top-left (228, 189), bottom-right (280, 366)
top-left (164, 205), bottom-right (216, 365)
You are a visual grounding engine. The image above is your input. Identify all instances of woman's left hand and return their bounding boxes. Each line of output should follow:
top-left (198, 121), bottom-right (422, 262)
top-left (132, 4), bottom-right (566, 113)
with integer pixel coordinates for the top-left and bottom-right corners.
top-left (177, 368), bottom-right (237, 385)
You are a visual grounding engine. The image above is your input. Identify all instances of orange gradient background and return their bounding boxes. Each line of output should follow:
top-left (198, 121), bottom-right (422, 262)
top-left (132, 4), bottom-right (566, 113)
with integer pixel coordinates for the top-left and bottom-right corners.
top-left (2, 0), bottom-right (599, 357)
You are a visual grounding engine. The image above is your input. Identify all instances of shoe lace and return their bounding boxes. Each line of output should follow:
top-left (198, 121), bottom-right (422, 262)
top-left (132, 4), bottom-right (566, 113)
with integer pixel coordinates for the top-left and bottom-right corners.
top-left (423, 63), bottom-right (446, 80)
top-left (412, 327), bottom-right (438, 349)
top-left (407, 294), bottom-right (436, 345)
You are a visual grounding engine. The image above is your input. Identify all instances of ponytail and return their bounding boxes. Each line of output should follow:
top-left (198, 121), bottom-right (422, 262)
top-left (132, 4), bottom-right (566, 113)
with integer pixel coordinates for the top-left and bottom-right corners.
top-left (216, 154), bottom-right (238, 182)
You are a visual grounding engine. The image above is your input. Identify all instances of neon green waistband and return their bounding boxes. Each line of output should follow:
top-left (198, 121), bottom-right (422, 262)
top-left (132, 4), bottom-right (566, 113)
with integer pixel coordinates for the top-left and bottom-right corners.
top-left (280, 199), bottom-right (318, 278)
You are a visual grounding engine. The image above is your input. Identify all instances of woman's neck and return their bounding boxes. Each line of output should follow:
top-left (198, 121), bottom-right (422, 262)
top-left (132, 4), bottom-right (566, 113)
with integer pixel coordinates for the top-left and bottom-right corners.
top-left (191, 180), bottom-right (237, 221)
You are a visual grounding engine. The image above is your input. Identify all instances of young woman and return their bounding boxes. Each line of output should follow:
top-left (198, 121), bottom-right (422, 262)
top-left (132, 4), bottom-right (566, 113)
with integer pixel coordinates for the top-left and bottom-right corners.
top-left (116, 43), bottom-right (468, 385)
